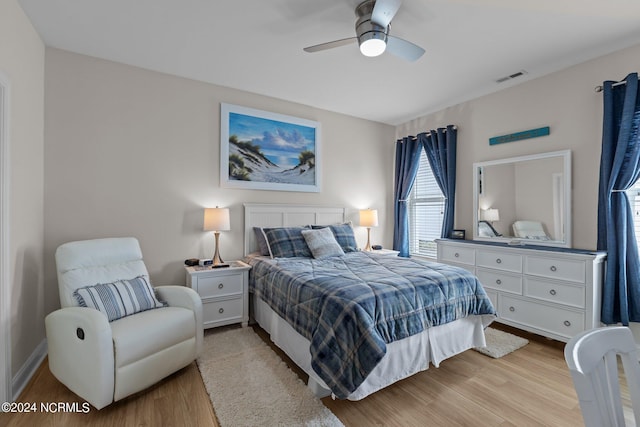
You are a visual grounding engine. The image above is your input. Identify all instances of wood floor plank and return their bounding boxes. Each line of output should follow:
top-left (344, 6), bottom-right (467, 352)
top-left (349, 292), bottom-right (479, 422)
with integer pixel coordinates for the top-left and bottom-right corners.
top-left (1, 324), bottom-right (588, 427)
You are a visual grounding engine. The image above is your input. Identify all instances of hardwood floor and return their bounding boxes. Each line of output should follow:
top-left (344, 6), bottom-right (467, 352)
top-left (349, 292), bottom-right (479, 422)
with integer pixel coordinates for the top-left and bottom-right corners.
top-left (1, 324), bottom-right (585, 427)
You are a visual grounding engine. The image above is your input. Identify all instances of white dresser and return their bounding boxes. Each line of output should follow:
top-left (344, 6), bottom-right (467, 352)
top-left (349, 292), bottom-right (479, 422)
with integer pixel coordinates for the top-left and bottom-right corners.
top-left (436, 239), bottom-right (606, 342)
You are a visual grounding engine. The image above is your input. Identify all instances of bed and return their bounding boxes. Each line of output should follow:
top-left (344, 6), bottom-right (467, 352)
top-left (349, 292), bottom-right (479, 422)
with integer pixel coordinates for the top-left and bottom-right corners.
top-left (244, 203), bottom-right (496, 400)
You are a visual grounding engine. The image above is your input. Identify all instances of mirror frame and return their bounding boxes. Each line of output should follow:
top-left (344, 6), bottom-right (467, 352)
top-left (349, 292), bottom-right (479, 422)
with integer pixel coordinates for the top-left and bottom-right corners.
top-left (472, 149), bottom-right (572, 247)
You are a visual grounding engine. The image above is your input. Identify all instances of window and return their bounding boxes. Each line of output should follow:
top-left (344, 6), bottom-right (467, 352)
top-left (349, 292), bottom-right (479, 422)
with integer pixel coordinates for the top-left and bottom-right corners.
top-left (408, 150), bottom-right (445, 258)
top-left (628, 181), bottom-right (640, 246)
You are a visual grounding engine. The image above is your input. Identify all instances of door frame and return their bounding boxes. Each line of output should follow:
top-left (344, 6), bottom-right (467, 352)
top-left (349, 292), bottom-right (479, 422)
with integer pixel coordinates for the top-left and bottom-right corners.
top-left (0, 72), bottom-right (12, 404)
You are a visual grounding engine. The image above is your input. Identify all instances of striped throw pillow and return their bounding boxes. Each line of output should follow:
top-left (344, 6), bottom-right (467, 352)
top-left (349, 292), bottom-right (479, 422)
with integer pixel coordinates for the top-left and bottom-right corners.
top-left (73, 276), bottom-right (167, 322)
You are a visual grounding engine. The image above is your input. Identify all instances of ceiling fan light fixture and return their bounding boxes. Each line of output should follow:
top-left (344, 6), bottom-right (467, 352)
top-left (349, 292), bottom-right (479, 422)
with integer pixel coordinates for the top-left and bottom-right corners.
top-left (359, 32), bottom-right (387, 57)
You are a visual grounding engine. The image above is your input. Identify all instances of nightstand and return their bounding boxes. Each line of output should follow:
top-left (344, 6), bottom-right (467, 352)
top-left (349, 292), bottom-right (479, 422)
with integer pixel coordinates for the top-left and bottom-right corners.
top-left (371, 248), bottom-right (400, 256)
top-left (184, 260), bottom-right (251, 329)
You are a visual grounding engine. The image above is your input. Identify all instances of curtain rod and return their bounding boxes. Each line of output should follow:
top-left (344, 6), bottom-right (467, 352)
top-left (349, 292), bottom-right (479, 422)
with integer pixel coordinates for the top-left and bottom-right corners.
top-left (399, 126), bottom-right (458, 142)
top-left (595, 80), bottom-right (628, 93)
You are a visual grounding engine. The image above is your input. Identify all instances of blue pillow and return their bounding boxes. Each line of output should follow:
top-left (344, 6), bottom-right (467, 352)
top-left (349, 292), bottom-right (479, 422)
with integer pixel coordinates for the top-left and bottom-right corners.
top-left (312, 222), bottom-right (358, 252)
top-left (253, 227), bottom-right (272, 256)
top-left (73, 276), bottom-right (167, 322)
top-left (263, 226), bottom-right (312, 258)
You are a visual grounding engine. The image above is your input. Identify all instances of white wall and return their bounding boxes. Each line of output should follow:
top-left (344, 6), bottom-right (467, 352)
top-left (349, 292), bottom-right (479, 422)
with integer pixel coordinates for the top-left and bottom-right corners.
top-left (0, 0), bottom-right (45, 389)
top-left (397, 42), bottom-right (640, 251)
top-left (43, 48), bottom-right (395, 312)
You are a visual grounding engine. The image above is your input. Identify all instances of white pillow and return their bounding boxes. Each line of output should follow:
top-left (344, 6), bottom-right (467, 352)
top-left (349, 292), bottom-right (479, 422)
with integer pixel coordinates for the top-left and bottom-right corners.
top-left (301, 227), bottom-right (345, 259)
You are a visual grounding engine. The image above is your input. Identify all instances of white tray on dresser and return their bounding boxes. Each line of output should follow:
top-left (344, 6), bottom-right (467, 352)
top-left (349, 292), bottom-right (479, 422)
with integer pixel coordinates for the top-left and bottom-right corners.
top-left (436, 239), bottom-right (606, 342)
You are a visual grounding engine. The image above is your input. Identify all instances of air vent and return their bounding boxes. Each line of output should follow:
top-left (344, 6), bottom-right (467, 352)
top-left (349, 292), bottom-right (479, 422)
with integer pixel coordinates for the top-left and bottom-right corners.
top-left (496, 70), bottom-right (528, 84)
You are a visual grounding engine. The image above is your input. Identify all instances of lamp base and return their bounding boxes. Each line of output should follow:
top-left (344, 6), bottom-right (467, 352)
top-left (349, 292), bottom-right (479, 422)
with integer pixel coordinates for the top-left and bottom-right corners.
top-left (212, 231), bottom-right (225, 266)
top-left (364, 227), bottom-right (373, 251)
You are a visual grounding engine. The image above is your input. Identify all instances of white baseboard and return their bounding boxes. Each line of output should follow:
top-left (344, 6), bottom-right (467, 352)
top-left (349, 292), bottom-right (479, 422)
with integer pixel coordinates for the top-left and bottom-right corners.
top-left (11, 338), bottom-right (47, 401)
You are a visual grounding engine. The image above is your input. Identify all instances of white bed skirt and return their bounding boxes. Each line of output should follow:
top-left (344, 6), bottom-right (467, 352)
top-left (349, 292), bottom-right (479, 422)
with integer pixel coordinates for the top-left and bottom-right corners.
top-left (252, 294), bottom-right (494, 400)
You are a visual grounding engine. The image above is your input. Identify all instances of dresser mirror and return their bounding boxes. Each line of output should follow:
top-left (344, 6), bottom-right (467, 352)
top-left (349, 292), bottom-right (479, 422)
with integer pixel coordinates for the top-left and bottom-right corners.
top-left (472, 150), bottom-right (571, 247)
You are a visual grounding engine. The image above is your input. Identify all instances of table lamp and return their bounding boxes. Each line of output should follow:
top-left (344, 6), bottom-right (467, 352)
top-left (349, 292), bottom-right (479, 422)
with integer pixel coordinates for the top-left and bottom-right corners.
top-left (204, 207), bottom-right (231, 266)
top-left (359, 208), bottom-right (379, 251)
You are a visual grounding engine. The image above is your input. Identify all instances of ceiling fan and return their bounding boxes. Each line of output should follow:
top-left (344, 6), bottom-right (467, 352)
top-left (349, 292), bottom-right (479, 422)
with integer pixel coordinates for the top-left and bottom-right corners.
top-left (303, 0), bottom-right (425, 62)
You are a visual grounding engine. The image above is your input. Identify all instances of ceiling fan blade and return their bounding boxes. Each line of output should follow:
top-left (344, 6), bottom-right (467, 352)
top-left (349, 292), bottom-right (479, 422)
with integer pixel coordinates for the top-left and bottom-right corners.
top-left (371, 0), bottom-right (402, 27)
top-left (386, 35), bottom-right (425, 62)
top-left (303, 37), bottom-right (357, 53)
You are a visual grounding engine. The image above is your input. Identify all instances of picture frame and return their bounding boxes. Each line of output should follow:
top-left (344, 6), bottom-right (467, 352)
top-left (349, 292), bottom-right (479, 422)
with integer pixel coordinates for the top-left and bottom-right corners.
top-left (220, 103), bottom-right (321, 192)
top-left (450, 229), bottom-right (466, 240)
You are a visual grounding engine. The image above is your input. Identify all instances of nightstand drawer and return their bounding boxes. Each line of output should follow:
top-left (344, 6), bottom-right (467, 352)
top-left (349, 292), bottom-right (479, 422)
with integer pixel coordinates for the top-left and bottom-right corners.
top-left (477, 251), bottom-right (522, 273)
top-left (525, 255), bottom-right (586, 283)
top-left (440, 245), bottom-right (475, 265)
top-left (196, 274), bottom-right (243, 299)
top-left (476, 268), bottom-right (522, 294)
top-left (202, 298), bottom-right (244, 326)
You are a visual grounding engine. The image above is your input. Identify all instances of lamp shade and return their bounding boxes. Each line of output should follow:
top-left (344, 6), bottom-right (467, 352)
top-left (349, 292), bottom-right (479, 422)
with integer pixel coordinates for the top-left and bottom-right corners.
top-left (482, 208), bottom-right (500, 222)
top-left (359, 209), bottom-right (379, 227)
top-left (203, 207), bottom-right (231, 231)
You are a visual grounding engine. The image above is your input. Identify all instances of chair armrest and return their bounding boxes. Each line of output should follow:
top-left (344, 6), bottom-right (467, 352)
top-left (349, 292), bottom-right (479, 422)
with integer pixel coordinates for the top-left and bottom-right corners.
top-left (155, 286), bottom-right (203, 355)
top-left (45, 307), bottom-right (114, 409)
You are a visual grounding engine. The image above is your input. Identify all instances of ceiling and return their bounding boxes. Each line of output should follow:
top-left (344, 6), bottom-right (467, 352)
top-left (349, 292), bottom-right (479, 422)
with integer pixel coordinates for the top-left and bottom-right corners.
top-left (17, 0), bottom-right (640, 125)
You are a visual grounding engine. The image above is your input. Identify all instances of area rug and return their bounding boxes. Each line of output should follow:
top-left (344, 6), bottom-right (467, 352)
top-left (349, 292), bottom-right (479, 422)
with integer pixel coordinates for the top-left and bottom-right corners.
top-left (197, 327), bottom-right (344, 427)
top-left (473, 327), bottom-right (529, 358)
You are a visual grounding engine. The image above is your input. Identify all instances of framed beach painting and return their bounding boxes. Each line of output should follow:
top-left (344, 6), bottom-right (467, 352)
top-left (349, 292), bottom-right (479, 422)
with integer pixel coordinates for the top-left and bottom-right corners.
top-left (220, 103), bottom-right (321, 192)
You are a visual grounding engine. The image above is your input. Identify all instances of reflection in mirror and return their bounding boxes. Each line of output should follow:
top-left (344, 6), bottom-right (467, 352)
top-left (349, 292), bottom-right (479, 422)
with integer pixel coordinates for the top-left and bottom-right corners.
top-left (473, 150), bottom-right (571, 247)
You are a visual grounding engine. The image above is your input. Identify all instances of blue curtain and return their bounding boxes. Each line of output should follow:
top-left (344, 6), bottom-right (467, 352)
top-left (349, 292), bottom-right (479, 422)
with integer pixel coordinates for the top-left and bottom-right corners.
top-left (597, 72), bottom-right (640, 325)
top-left (419, 126), bottom-right (457, 239)
top-left (392, 137), bottom-right (423, 257)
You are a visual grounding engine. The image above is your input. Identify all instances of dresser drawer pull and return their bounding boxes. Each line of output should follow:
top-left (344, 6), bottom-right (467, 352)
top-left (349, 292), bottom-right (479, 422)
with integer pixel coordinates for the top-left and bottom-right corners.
top-left (219, 308), bottom-right (224, 314)
top-left (509, 306), bottom-right (515, 312)
top-left (549, 289), bottom-right (556, 296)
top-left (496, 279), bottom-right (502, 285)
top-left (564, 320), bottom-right (571, 327)
top-left (218, 283), bottom-right (224, 289)
top-left (496, 258), bottom-right (502, 264)
top-left (454, 252), bottom-right (460, 258)
top-left (550, 266), bottom-right (557, 272)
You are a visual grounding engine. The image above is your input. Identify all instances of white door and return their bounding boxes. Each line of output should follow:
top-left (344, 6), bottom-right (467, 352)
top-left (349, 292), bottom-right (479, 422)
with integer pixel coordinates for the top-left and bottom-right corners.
top-left (0, 73), bottom-right (11, 404)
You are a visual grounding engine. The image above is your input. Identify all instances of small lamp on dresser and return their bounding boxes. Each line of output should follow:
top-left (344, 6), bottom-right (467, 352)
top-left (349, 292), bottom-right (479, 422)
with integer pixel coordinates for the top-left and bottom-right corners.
top-left (359, 208), bottom-right (379, 251)
top-left (204, 207), bottom-right (231, 266)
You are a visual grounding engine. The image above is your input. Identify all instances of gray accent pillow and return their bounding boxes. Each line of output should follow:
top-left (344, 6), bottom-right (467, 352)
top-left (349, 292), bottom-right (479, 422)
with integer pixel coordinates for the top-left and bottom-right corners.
top-left (301, 227), bottom-right (345, 259)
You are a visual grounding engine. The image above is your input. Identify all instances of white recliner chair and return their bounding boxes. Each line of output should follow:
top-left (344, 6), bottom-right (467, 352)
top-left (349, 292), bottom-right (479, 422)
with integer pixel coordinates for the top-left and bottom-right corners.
top-left (45, 237), bottom-right (203, 409)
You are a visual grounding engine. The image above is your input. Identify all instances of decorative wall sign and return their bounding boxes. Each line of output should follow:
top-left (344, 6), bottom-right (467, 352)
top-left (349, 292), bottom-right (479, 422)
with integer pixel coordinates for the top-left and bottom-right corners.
top-left (220, 103), bottom-right (321, 192)
top-left (489, 126), bottom-right (550, 146)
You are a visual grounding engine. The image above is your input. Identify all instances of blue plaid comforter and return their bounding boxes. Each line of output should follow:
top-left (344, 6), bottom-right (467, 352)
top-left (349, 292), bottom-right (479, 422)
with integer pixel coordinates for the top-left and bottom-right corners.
top-left (247, 251), bottom-right (496, 399)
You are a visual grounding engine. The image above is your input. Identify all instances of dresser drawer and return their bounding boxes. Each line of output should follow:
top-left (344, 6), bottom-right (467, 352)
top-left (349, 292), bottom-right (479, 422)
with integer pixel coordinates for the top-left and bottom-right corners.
top-left (499, 295), bottom-right (584, 339)
top-left (525, 255), bottom-right (586, 283)
top-left (196, 273), bottom-right (243, 299)
top-left (477, 250), bottom-right (522, 273)
top-left (440, 245), bottom-right (475, 266)
top-left (524, 277), bottom-right (585, 308)
top-left (476, 268), bottom-right (522, 294)
top-left (202, 297), bottom-right (243, 327)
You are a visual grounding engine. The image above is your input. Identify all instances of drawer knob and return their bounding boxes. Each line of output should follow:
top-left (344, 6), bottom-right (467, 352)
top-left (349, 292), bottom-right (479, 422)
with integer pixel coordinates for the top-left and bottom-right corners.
top-left (496, 258), bottom-right (502, 264)
top-left (564, 320), bottom-right (571, 327)
top-left (454, 252), bottom-right (460, 258)
top-left (550, 265), bottom-right (557, 272)
top-left (219, 308), bottom-right (224, 314)
top-left (509, 306), bottom-right (515, 312)
top-left (218, 283), bottom-right (224, 289)
top-left (549, 289), bottom-right (557, 296)
top-left (496, 279), bottom-right (502, 285)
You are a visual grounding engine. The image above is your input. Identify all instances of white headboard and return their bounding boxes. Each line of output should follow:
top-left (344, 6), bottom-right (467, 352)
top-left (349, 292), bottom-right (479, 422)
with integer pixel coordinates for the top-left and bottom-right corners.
top-left (244, 203), bottom-right (346, 256)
